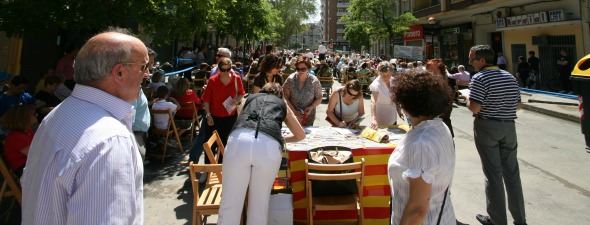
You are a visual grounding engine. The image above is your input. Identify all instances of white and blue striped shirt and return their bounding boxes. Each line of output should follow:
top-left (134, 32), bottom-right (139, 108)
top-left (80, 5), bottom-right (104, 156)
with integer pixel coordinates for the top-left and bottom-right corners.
top-left (469, 66), bottom-right (521, 120)
top-left (21, 84), bottom-right (144, 225)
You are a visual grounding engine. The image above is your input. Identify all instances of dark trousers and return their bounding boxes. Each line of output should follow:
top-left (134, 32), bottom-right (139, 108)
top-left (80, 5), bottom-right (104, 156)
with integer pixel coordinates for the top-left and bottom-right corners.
top-left (189, 113), bottom-right (238, 164)
top-left (560, 73), bottom-right (572, 91)
top-left (474, 118), bottom-right (526, 225)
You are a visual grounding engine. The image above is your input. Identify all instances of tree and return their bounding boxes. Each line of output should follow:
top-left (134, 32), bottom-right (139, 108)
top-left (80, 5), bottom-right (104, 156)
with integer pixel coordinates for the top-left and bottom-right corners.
top-left (222, 0), bottom-right (277, 48)
top-left (267, 0), bottom-right (316, 47)
top-left (342, 0), bottom-right (417, 49)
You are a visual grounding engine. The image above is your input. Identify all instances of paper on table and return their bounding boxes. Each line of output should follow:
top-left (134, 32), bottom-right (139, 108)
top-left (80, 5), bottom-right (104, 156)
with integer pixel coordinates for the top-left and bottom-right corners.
top-left (223, 96), bottom-right (236, 114)
top-left (458, 89), bottom-right (470, 98)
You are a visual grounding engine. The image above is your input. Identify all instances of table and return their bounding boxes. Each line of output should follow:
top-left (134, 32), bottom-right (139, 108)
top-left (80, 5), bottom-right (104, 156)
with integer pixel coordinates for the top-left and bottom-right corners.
top-left (284, 126), bottom-right (407, 225)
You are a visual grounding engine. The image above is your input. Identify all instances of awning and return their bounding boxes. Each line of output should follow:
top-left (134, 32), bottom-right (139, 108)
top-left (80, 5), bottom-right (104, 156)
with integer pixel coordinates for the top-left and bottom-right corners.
top-left (496, 20), bottom-right (581, 31)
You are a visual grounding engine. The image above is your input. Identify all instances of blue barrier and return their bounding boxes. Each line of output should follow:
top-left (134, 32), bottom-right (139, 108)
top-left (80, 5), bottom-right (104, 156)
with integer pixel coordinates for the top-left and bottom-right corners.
top-left (163, 65), bottom-right (199, 77)
top-left (520, 87), bottom-right (578, 100)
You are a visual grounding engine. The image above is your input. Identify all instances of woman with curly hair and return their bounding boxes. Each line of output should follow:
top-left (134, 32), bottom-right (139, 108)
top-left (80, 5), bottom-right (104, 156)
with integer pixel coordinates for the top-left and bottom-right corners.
top-left (388, 69), bottom-right (455, 225)
top-left (252, 53), bottom-right (283, 93)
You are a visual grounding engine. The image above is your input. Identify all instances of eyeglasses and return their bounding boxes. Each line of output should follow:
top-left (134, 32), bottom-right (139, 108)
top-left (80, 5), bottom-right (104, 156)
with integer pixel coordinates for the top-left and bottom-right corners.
top-left (346, 89), bottom-right (359, 98)
top-left (120, 62), bottom-right (149, 72)
top-left (216, 54), bottom-right (226, 58)
top-left (469, 58), bottom-right (481, 63)
top-left (296, 67), bottom-right (308, 72)
top-left (379, 67), bottom-right (391, 72)
top-left (219, 67), bottom-right (231, 72)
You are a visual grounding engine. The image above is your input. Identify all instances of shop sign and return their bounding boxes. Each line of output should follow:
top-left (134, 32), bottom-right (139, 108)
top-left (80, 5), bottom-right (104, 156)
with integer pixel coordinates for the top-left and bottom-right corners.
top-left (404, 25), bottom-right (423, 41)
top-left (441, 27), bottom-right (461, 34)
top-left (496, 9), bottom-right (565, 28)
top-left (393, 45), bottom-right (423, 60)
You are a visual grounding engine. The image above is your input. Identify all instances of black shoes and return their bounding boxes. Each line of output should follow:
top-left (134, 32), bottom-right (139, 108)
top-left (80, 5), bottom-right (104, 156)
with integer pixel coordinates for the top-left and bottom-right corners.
top-left (476, 214), bottom-right (494, 225)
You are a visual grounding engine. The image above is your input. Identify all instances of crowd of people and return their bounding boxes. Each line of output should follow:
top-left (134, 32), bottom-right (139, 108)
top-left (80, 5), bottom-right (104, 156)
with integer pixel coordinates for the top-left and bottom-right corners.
top-left (0, 26), bottom-right (528, 225)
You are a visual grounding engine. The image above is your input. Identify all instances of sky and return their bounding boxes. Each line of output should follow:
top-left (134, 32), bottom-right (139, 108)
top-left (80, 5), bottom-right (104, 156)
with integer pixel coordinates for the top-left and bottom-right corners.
top-left (308, 0), bottom-right (322, 23)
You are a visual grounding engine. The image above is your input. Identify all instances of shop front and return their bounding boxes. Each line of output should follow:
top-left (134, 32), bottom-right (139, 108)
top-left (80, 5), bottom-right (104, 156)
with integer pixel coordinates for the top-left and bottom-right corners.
top-left (440, 23), bottom-right (474, 68)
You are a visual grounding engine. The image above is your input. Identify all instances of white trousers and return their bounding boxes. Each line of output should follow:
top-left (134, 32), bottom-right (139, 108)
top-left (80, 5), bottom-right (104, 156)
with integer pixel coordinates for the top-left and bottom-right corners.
top-left (218, 128), bottom-right (283, 225)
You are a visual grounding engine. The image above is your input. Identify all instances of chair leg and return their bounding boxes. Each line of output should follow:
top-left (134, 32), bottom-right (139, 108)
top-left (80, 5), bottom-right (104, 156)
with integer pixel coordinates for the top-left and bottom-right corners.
top-left (161, 134), bottom-right (168, 163)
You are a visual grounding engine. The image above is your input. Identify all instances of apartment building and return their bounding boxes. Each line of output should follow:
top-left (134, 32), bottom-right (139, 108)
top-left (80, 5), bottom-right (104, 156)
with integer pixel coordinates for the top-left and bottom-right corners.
top-left (321, 0), bottom-right (351, 52)
top-left (397, 0), bottom-right (589, 90)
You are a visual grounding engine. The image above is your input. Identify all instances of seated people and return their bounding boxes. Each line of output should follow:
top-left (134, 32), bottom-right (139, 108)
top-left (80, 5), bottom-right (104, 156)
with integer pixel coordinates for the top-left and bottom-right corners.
top-left (315, 60), bottom-right (333, 87)
top-left (1, 104), bottom-right (36, 177)
top-left (147, 70), bottom-right (166, 99)
top-left (152, 86), bottom-right (181, 147)
top-left (193, 63), bottom-right (210, 90)
top-left (170, 78), bottom-right (202, 130)
top-left (34, 75), bottom-right (62, 121)
top-left (53, 75), bottom-right (72, 101)
top-left (0, 76), bottom-right (46, 118)
top-left (326, 80), bottom-right (365, 128)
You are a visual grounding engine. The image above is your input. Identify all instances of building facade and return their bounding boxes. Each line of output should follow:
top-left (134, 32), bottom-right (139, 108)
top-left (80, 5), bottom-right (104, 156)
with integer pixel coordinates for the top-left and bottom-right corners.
top-left (321, 0), bottom-right (351, 52)
top-left (397, 0), bottom-right (589, 90)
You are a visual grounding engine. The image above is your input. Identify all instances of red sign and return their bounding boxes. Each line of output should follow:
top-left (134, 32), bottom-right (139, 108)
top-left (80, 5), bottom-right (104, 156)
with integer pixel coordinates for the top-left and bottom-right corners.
top-left (403, 25), bottom-right (424, 41)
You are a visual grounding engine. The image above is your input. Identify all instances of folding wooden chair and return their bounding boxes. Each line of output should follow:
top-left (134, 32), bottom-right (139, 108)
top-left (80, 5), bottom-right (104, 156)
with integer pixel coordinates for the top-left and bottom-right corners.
top-left (189, 162), bottom-right (223, 225)
top-left (319, 76), bottom-right (334, 99)
top-left (305, 158), bottom-right (365, 225)
top-left (193, 78), bottom-right (206, 96)
top-left (178, 101), bottom-right (201, 149)
top-left (246, 73), bottom-right (257, 93)
top-left (0, 155), bottom-right (22, 222)
top-left (149, 109), bottom-right (185, 162)
top-left (202, 130), bottom-right (225, 187)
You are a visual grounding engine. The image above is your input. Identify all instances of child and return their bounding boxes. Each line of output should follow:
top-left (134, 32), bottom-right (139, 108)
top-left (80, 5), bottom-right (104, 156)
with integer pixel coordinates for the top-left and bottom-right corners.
top-left (1, 104), bottom-right (37, 177)
top-left (148, 70), bottom-right (166, 99)
top-left (151, 86), bottom-right (181, 147)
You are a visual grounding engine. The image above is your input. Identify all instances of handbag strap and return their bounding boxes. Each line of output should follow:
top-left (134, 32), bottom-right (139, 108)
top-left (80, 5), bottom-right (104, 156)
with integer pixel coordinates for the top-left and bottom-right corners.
top-left (338, 90), bottom-right (343, 120)
top-left (234, 73), bottom-right (238, 98)
top-left (436, 186), bottom-right (449, 225)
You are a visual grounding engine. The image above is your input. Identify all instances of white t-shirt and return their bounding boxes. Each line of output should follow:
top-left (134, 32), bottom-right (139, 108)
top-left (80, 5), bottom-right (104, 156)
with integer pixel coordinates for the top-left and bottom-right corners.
top-left (318, 45), bottom-right (327, 54)
top-left (152, 100), bottom-right (178, 130)
top-left (306, 52), bottom-right (314, 59)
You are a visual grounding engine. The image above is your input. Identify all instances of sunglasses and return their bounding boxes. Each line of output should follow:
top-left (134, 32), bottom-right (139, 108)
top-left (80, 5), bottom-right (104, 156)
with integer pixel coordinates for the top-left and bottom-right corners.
top-left (120, 62), bottom-right (149, 72)
top-left (379, 67), bottom-right (391, 72)
top-left (219, 67), bottom-right (231, 72)
top-left (346, 89), bottom-right (359, 98)
top-left (296, 67), bottom-right (308, 72)
top-left (216, 54), bottom-right (226, 58)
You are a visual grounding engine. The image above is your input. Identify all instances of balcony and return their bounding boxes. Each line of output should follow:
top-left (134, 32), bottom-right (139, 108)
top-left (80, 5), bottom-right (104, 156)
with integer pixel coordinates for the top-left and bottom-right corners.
top-left (337, 29), bottom-right (345, 33)
top-left (337, 20), bottom-right (346, 25)
top-left (337, 3), bottom-right (351, 8)
top-left (337, 11), bottom-right (348, 16)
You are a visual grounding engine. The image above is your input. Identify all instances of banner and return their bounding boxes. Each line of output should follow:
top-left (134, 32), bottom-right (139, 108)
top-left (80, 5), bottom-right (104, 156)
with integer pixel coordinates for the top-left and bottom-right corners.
top-left (393, 45), bottom-right (423, 60)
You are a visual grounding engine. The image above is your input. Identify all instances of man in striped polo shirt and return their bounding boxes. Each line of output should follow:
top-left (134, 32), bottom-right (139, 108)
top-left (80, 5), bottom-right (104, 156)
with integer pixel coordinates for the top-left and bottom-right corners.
top-left (466, 45), bottom-right (527, 225)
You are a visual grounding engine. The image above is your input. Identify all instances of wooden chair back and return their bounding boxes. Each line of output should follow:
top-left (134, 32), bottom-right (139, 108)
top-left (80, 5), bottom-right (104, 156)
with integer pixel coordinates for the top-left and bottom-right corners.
top-left (202, 130), bottom-right (225, 186)
top-left (246, 73), bottom-right (257, 93)
top-left (305, 158), bottom-right (365, 225)
top-left (193, 78), bottom-right (206, 94)
top-left (189, 162), bottom-right (223, 225)
top-left (0, 155), bottom-right (21, 206)
top-left (149, 109), bottom-right (185, 162)
top-left (178, 101), bottom-right (201, 149)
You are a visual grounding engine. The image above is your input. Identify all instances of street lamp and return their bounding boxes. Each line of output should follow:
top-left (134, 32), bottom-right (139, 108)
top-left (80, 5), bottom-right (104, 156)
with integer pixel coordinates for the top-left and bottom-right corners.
top-left (427, 17), bottom-right (439, 59)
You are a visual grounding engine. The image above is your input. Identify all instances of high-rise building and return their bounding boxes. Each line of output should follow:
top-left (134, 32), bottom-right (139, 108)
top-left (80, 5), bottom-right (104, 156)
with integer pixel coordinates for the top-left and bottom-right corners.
top-left (322, 0), bottom-right (350, 51)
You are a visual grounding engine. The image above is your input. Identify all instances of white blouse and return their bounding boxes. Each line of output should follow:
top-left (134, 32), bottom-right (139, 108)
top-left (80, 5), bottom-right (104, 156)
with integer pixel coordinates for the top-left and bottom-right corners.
top-left (388, 118), bottom-right (456, 225)
top-left (369, 76), bottom-right (397, 125)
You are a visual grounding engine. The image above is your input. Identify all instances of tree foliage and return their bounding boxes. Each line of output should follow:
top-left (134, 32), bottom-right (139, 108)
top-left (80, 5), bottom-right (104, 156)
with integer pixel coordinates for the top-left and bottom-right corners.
top-left (342, 0), bottom-right (417, 48)
top-left (268, 0), bottom-right (316, 47)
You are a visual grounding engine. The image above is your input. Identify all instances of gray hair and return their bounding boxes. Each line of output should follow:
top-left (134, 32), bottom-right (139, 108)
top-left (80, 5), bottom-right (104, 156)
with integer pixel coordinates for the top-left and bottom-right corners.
top-left (218, 57), bottom-right (233, 67)
top-left (74, 31), bottom-right (135, 85)
top-left (469, 45), bottom-right (495, 64)
top-left (458, 65), bottom-right (465, 70)
top-left (217, 47), bottom-right (231, 58)
top-left (377, 61), bottom-right (394, 73)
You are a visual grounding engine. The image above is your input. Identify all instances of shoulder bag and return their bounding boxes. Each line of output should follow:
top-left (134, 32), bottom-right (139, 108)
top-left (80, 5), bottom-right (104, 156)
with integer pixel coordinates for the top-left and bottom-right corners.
top-left (325, 91), bottom-right (343, 126)
top-left (307, 146), bottom-right (357, 196)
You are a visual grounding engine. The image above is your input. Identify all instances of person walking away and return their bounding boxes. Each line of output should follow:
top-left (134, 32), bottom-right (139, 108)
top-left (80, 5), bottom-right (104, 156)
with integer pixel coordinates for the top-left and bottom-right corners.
top-left (218, 83), bottom-right (305, 225)
top-left (516, 56), bottom-right (530, 88)
top-left (21, 28), bottom-right (146, 224)
top-left (465, 45), bottom-right (527, 225)
top-left (557, 49), bottom-right (573, 94)
top-left (496, 52), bottom-right (507, 70)
top-left (527, 51), bottom-right (539, 88)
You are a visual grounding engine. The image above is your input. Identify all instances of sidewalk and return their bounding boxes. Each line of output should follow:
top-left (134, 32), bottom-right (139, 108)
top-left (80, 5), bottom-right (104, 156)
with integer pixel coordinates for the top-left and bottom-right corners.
top-left (520, 90), bottom-right (580, 123)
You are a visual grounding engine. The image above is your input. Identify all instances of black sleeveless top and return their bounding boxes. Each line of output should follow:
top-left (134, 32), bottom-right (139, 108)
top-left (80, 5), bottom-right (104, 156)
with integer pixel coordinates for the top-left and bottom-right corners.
top-left (232, 93), bottom-right (287, 149)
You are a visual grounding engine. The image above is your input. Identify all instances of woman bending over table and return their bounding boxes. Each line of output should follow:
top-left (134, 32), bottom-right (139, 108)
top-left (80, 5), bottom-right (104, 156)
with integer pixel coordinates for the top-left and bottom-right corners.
top-left (283, 56), bottom-right (322, 126)
top-left (326, 79), bottom-right (365, 128)
top-left (218, 83), bottom-right (305, 225)
top-left (388, 70), bottom-right (455, 225)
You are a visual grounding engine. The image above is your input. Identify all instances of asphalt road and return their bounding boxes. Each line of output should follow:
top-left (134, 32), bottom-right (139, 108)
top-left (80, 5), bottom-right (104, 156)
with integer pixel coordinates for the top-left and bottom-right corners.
top-left (142, 80), bottom-right (590, 225)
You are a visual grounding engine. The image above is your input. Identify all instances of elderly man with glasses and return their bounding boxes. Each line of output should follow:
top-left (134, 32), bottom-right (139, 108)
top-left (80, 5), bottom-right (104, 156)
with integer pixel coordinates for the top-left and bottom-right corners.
top-left (465, 45), bottom-right (527, 225)
top-left (210, 47), bottom-right (232, 77)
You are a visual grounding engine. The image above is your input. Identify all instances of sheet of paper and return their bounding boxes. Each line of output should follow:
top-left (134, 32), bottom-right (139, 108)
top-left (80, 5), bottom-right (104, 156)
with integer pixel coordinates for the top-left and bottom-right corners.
top-left (222, 96), bottom-right (236, 114)
top-left (458, 89), bottom-right (470, 98)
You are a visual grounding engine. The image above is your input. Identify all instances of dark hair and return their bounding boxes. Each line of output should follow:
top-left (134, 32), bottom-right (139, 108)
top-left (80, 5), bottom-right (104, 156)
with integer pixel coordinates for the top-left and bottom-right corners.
top-left (259, 82), bottom-right (283, 98)
top-left (259, 53), bottom-right (282, 73)
top-left (528, 51), bottom-right (535, 55)
top-left (361, 63), bottom-right (368, 69)
top-left (156, 85), bottom-right (169, 99)
top-left (44, 75), bottom-right (62, 87)
top-left (295, 56), bottom-right (312, 69)
top-left (10, 76), bottom-right (29, 86)
top-left (199, 62), bottom-right (209, 70)
top-left (152, 70), bottom-right (164, 83)
top-left (518, 56), bottom-right (525, 61)
top-left (393, 70), bottom-right (452, 118)
top-left (425, 58), bottom-right (446, 76)
top-left (344, 79), bottom-right (362, 99)
top-left (1, 104), bottom-right (36, 131)
top-left (469, 45), bottom-right (495, 63)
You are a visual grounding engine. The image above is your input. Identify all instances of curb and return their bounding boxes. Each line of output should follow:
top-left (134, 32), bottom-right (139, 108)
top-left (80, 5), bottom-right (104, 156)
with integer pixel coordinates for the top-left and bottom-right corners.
top-left (522, 103), bottom-right (580, 123)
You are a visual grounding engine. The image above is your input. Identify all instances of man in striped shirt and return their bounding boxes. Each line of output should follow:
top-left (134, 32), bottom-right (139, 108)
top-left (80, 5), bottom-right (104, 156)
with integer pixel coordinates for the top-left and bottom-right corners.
top-left (466, 45), bottom-right (527, 225)
top-left (21, 28), bottom-right (146, 225)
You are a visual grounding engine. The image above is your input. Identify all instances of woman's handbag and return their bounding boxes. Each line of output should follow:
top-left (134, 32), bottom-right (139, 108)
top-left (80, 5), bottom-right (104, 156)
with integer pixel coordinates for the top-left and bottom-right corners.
top-left (325, 91), bottom-right (343, 126)
top-left (307, 146), bottom-right (358, 196)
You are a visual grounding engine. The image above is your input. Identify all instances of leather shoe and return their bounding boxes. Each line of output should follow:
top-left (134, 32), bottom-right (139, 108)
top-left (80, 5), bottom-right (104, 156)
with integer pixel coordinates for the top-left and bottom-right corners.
top-left (476, 214), bottom-right (494, 225)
